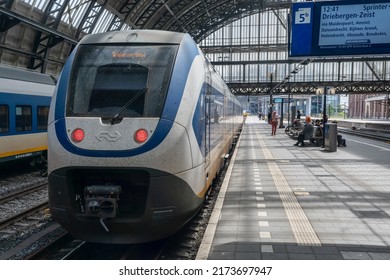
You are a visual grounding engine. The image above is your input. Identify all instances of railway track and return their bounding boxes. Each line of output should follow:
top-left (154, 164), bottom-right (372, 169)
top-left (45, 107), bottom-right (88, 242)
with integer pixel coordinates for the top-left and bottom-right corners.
top-left (24, 232), bottom-right (84, 260)
top-left (24, 230), bottom-right (170, 260)
top-left (337, 127), bottom-right (390, 142)
top-left (0, 182), bottom-right (47, 204)
top-left (0, 180), bottom-right (56, 260)
top-left (0, 183), bottom-right (49, 230)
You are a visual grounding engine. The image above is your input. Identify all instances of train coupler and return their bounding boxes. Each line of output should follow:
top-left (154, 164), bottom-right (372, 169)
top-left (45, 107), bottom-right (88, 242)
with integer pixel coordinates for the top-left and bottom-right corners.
top-left (84, 185), bottom-right (121, 219)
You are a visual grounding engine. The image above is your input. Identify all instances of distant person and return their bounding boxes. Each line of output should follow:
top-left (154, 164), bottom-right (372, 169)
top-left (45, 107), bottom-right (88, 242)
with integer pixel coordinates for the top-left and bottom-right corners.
top-left (323, 114), bottom-right (328, 124)
top-left (271, 111), bottom-right (279, 136)
top-left (267, 111), bottom-right (272, 124)
top-left (313, 119), bottom-right (322, 137)
top-left (297, 110), bottom-right (301, 120)
top-left (294, 116), bottom-right (313, 147)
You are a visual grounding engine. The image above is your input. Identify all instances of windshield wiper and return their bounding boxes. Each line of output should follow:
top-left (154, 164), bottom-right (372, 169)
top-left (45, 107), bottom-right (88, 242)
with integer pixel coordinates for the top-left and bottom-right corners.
top-left (109, 87), bottom-right (148, 125)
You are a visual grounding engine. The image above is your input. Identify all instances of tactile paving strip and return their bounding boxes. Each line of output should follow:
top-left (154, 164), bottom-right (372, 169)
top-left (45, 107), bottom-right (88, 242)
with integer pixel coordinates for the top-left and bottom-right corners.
top-left (255, 129), bottom-right (322, 246)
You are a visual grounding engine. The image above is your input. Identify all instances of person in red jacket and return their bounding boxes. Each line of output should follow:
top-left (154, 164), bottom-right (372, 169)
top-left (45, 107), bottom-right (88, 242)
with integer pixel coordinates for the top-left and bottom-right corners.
top-left (271, 111), bottom-right (279, 136)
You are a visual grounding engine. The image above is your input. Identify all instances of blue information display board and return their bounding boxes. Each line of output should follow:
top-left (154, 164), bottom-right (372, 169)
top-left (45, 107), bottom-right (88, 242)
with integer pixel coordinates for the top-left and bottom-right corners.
top-left (290, 0), bottom-right (390, 57)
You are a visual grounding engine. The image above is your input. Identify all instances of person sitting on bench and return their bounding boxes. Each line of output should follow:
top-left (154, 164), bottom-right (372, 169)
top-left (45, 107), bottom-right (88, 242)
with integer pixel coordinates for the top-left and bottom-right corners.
top-left (294, 116), bottom-right (313, 147)
top-left (313, 119), bottom-right (322, 137)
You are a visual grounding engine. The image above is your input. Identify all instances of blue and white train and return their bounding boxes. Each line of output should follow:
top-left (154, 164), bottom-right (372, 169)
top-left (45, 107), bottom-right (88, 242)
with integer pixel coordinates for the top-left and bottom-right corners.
top-left (48, 30), bottom-right (243, 244)
top-left (0, 65), bottom-right (55, 164)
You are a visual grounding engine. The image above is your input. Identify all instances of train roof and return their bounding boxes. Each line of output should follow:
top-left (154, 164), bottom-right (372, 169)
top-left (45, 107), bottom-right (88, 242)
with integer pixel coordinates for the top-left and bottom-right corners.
top-left (0, 64), bottom-right (55, 85)
top-left (79, 30), bottom-right (187, 45)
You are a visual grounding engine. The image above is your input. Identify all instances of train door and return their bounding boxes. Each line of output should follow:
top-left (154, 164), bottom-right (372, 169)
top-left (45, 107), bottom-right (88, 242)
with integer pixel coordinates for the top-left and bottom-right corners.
top-left (204, 68), bottom-right (211, 170)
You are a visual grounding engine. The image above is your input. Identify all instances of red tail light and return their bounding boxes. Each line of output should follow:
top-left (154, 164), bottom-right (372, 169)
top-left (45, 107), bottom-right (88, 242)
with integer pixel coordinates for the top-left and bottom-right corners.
top-left (71, 128), bottom-right (85, 143)
top-left (134, 129), bottom-right (148, 143)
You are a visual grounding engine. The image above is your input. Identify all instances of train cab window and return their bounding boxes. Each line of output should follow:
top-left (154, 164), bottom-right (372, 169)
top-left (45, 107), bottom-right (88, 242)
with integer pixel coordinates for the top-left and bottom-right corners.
top-left (89, 64), bottom-right (148, 116)
top-left (15, 106), bottom-right (32, 132)
top-left (0, 105), bottom-right (9, 133)
top-left (37, 106), bottom-right (50, 130)
top-left (67, 44), bottom-right (178, 118)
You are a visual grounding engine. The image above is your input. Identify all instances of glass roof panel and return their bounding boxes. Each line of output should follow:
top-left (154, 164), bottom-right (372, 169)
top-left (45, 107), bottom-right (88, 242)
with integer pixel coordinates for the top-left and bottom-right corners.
top-left (21, 0), bottom-right (49, 11)
top-left (92, 9), bottom-right (114, 34)
top-left (20, 0), bottom-right (132, 34)
top-left (121, 24), bottom-right (132, 31)
top-left (47, 0), bottom-right (66, 18)
top-left (61, 0), bottom-right (90, 28)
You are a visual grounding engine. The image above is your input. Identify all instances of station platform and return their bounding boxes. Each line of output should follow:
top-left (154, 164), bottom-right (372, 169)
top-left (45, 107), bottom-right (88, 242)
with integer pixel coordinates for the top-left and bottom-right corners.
top-left (196, 116), bottom-right (390, 260)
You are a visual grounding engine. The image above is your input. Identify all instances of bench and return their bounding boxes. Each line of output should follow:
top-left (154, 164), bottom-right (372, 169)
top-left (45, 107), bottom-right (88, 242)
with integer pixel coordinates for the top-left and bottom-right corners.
top-left (291, 125), bottom-right (320, 146)
top-left (309, 136), bottom-right (323, 146)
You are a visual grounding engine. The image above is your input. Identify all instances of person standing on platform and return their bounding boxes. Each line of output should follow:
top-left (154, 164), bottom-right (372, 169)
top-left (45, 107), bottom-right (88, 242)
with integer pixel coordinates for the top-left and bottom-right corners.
top-left (267, 111), bottom-right (272, 124)
top-left (271, 111), bottom-right (279, 136)
top-left (297, 110), bottom-right (301, 120)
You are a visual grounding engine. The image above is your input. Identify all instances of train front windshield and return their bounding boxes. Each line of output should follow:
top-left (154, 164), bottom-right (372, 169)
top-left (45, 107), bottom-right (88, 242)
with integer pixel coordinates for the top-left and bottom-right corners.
top-left (66, 44), bottom-right (178, 118)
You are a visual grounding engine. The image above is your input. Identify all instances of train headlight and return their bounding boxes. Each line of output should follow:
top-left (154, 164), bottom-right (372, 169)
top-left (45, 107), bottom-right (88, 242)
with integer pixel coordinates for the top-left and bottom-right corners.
top-left (71, 128), bottom-right (85, 143)
top-left (134, 129), bottom-right (148, 143)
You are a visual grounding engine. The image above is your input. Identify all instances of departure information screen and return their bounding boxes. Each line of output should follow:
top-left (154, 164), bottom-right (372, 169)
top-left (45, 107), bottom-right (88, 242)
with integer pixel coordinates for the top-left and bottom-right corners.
top-left (290, 0), bottom-right (390, 57)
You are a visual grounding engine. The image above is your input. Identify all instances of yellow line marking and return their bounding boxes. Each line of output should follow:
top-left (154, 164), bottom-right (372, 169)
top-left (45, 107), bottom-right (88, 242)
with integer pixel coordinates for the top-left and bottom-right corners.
top-left (0, 146), bottom-right (47, 158)
top-left (255, 128), bottom-right (321, 246)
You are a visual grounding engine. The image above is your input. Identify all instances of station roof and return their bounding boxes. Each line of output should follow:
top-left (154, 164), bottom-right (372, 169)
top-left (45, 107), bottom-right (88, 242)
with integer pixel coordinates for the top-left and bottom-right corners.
top-left (103, 0), bottom-right (290, 42)
top-left (0, 0), bottom-right (291, 74)
top-left (1, 1), bottom-right (389, 96)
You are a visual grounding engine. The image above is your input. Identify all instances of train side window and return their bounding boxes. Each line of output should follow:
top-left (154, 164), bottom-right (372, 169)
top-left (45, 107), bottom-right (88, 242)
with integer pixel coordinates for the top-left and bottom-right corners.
top-left (37, 106), bottom-right (50, 130)
top-left (0, 105), bottom-right (9, 133)
top-left (15, 105), bottom-right (32, 132)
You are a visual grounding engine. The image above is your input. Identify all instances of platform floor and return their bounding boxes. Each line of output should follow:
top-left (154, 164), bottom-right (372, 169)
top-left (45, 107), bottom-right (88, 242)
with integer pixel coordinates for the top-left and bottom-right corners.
top-left (197, 116), bottom-right (390, 260)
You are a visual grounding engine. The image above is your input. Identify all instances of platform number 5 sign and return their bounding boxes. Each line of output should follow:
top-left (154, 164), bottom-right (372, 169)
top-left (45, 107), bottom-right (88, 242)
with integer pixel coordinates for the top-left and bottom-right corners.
top-left (295, 8), bottom-right (311, 24)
